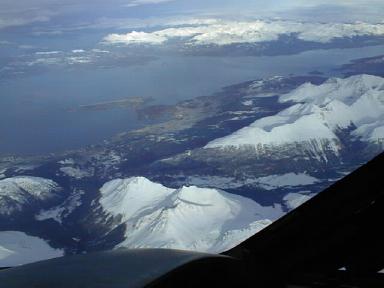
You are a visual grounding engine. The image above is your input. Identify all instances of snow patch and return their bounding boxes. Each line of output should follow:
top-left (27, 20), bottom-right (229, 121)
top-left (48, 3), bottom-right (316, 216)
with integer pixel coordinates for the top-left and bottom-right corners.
top-left (36, 189), bottom-right (84, 224)
top-left (58, 158), bottom-right (75, 165)
top-left (242, 100), bottom-right (253, 106)
top-left (180, 174), bottom-right (318, 190)
top-left (283, 193), bottom-right (314, 210)
top-left (0, 231), bottom-right (63, 266)
top-left (255, 173), bottom-right (319, 191)
top-left (60, 166), bottom-right (92, 179)
top-left (0, 177), bottom-right (61, 216)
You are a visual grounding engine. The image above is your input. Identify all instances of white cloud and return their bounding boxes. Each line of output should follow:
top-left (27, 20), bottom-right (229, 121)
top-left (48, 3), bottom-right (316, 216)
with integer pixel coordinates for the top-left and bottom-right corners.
top-left (103, 19), bottom-right (384, 46)
top-left (165, 18), bottom-right (219, 26)
top-left (0, 0), bottom-right (175, 30)
top-left (290, 0), bottom-right (384, 8)
top-left (0, 14), bottom-right (51, 29)
top-left (84, 16), bottom-right (220, 31)
top-left (104, 31), bottom-right (168, 44)
top-left (1, 1), bottom-right (382, 31)
top-left (124, 0), bottom-right (175, 7)
top-left (0, 40), bottom-right (12, 45)
top-left (0, 0), bottom-right (58, 29)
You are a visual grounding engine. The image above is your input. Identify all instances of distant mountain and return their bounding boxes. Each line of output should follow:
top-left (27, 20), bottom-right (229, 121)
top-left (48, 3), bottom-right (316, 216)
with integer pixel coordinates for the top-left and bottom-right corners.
top-left (205, 74), bottom-right (384, 161)
top-left (152, 75), bottom-right (382, 198)
top-left (0, 177), bottom-right (61, 217)
top-left (340, 55), bottom-right (384, 77)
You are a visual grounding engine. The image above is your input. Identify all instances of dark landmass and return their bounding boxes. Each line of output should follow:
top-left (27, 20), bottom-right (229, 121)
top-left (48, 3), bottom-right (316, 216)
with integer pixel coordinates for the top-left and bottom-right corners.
top-left (339, 54), bottom-right (384, 77)
top-left (308, 70), bottom-right (324, 75)
top-left (68, 97), bottom-right (154, 112)
top-left (183, 35), bottom-right (384, 57)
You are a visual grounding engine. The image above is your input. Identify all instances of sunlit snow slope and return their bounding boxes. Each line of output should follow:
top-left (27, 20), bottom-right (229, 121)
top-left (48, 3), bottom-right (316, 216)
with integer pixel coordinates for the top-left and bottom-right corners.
top-left (206, 74), bottom-right (384, 160)
top-left (0, 177), bottom-right (61, 216)
top-left (98, 177), bottom-right (283, 253)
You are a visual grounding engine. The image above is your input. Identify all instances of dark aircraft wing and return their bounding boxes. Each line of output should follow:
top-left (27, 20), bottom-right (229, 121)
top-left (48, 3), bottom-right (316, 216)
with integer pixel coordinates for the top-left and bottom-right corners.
top-left (224, 151), bottom-right (384, 287)
top-left (0, 249), bottom-right (242, 288)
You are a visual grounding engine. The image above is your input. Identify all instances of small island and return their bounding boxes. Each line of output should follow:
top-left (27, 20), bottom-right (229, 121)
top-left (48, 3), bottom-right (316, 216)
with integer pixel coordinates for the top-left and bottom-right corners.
top-left (68, 97), bottom-right (154, 112)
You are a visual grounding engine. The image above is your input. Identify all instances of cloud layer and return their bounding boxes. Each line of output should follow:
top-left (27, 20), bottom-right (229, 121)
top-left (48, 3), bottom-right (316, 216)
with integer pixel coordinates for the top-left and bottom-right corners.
top-left (103, 19), bottom-right (384, 46)
top-left (124, 0), bottom-right (175, 7)
top-left (0, 0), bottom-right (175, 30)
top-left (1, 0), bottom-right (384, 32)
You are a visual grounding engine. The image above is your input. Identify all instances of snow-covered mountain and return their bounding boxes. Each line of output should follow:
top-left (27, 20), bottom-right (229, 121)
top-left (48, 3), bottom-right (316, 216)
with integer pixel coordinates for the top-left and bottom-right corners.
top-left (97, 177), bottom-right (283, 253)
top-left (0, 177), bottom-right (62, 216)
top-left (205, 74), bottom-right (384, 161)
top-left (0, 231), bottom-right (63, 266)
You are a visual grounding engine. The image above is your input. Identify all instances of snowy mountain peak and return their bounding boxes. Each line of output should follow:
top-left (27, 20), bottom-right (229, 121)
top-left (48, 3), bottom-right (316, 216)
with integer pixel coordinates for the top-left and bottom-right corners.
top-left (99, 177), bottom-right (174, 222)
top-left (0, 177), bottom-right (61, 216)
top-left (280, 74), bottom-right (384, 106)
top-left (0, 176), bottom-right (60, 199)
top-left (205, 74), bottom-right (384, 155)
top-left (98, 177), bottom-right (283, 253)
top-left (175, 185), bottom-right (226, 206)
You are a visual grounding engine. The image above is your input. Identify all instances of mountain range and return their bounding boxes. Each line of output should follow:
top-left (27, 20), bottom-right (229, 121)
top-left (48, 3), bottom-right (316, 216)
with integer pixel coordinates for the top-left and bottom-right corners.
top-left (0, 72), bottom-right (383, 266)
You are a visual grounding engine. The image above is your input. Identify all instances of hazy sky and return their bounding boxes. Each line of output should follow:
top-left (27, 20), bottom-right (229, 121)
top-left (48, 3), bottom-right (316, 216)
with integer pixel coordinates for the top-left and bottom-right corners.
top-left (1, 0), bottom-right (383, 31)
